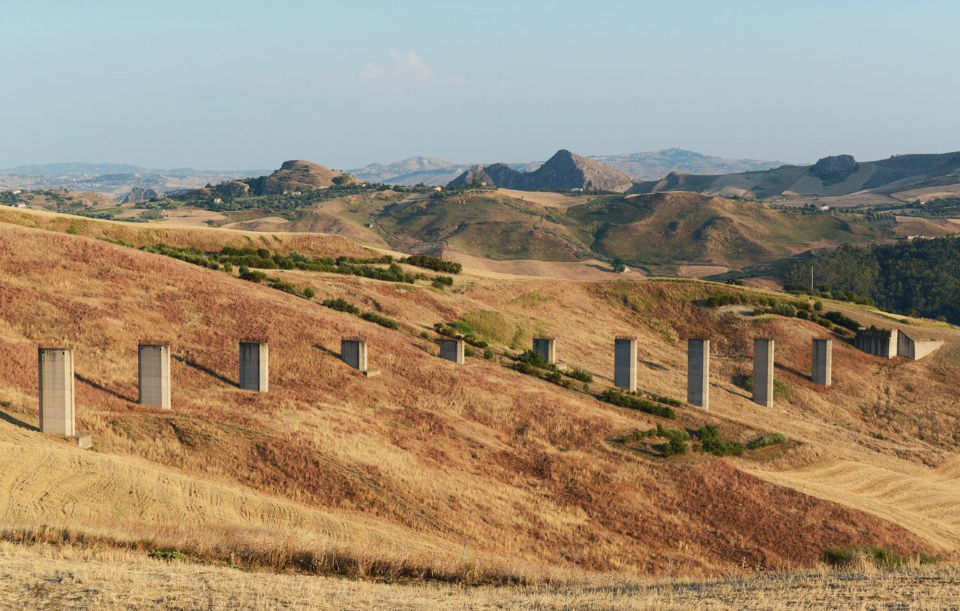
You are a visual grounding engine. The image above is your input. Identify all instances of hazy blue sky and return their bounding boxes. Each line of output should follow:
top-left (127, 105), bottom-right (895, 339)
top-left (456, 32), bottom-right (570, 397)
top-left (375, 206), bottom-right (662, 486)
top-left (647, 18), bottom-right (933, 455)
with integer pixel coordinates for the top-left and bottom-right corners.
top-left (2, 0), bottom-right (958, 169)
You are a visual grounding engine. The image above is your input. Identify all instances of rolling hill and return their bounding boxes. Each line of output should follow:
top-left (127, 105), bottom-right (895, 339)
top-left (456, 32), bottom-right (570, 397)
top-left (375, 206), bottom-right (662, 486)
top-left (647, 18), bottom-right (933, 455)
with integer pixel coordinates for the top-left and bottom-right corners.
top-left (4, 207), bottom-right (960, 603)
top-left (631, 152), bottom-right (960, 205)
top-left (7, 178), bottom-right (960, 279)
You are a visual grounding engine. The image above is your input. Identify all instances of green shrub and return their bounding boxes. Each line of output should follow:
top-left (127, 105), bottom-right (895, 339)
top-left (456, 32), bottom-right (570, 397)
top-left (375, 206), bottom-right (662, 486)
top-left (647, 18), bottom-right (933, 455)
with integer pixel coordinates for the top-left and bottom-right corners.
top-left (303, 287), bottom-right (316, 299)
top-left (321, 298), bottom-right (361, 314)
top-left (483, 348), bottom-right (494, 360)
top-left (746, 433), bottom-right (787, 449)
top-left (464, 347), bottom-right (477, 358)
top-left (568, 368), bottom-right (593, 383)
top-left (600, 389), bottom-right (676, 419)
top-left (647, 392), bottom-right (681, 407)
top-left (824, 310), bottom-right (860, 331)
top-left (361, 312), bottom-right (399, 330)
top-left (695, 425), bottom-right (743, 456)
top-left (239, 269), bottom-right (268, 283)
top-left (511, 361), bottom-right (537, 375)
top-left (516, 349), bottom-right (549, 369)
top-left (432, 275), bottom-right (454, 288)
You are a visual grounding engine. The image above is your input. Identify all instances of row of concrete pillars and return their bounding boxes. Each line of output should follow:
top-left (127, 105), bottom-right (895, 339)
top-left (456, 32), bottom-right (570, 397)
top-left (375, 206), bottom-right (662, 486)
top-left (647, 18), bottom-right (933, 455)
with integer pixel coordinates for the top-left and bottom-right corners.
top-left (683, 337), bottom-right (832, 410)
top-left (37, 333), bottom-right (833, 441)
top-left (36, 338), bottom-right (374, 438)
top-left (441, 335), bottom-right (832, 411)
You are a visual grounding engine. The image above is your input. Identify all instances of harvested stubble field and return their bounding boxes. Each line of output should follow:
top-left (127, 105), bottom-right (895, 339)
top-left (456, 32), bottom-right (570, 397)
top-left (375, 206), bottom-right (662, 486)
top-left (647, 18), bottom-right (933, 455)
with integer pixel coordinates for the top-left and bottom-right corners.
top-left (3, 208), bottom-right (960, 606)
top-left (3, 542), bottom-right (960, 610)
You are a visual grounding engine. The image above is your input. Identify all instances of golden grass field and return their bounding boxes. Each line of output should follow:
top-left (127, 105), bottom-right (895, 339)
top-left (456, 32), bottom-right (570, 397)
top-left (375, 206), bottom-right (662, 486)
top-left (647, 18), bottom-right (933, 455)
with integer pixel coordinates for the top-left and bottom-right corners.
top-left (3, 206), bottom-right (960, 606)
top-left (4, 541), bottom-right (960, 610)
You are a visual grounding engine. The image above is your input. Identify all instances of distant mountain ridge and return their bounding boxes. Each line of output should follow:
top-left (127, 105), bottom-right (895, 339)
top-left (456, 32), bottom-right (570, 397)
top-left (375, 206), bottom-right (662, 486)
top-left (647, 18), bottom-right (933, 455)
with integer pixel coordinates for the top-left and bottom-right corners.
top-left (349, 149), bottom-right (785, 185)
top-left (448, 150), bottom-right (635, 192)
top-left (591, 148), bottom-right (786, 180)
top-left (630, 152), bottom-right (960, 203)
top-left (0, 162), bottom-right (267, 200)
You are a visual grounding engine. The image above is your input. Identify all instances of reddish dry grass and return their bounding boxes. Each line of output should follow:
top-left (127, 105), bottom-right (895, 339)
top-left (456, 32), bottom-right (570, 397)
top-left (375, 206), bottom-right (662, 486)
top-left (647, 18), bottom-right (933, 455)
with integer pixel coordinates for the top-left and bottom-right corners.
top-left (0, 218), bottom-right (954, 583)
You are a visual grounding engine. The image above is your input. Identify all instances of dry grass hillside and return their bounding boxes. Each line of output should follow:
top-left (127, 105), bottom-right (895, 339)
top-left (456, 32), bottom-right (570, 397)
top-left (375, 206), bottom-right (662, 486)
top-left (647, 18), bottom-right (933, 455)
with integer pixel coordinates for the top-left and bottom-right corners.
top-left (3, 208), bottom-right (960, 604)
top-left (566, 192), bottom-right (948, 272)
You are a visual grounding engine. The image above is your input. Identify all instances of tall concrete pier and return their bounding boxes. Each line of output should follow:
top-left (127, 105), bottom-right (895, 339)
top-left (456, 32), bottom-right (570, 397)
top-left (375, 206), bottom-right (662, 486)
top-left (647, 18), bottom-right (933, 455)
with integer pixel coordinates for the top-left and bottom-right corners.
top-left (532, 338), bottom-right (556, 364)
top-left (138, 343), bottom-right (171, 409)
top-left (687, 339), bottom-right (710, 409)
top-left (38, 348), bottom-right (76, 436)
top-left (239, 341), bottom-right (269, 392)
top-left (614, 337), bottom-right (637, 392)
top-left (439, 338), bottom-right (465, 364)
top-left (812, 338), bottom-right (832, 386)
top-left (341, 337), bottom-right (369, 371)
top-left (753, 338), bottom-right (775, 407)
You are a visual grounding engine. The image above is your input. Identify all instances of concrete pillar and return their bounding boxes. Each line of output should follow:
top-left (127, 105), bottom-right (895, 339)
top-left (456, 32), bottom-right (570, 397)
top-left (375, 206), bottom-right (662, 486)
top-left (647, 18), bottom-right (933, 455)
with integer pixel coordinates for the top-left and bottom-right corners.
top-left (532, 338), bottom-right (556, 364)
top-left (341, 338), bottom-right (368, 371)
top-left (614, 337), bottom-right (637, 392)
top-left (753, 338), bottom-right (774, 407)
top-left (812, 338), bottom-right (832, 386)
top-left (138, 343), bottom-right (171, 409)
top-left (38, 348), bottom-right (76, 436)
top-left (687, 339), bottom-right (710, 409)
top-left (239, 341), bottom-right (269, 392)
top-left (439, 338), bottom-right (465, 364)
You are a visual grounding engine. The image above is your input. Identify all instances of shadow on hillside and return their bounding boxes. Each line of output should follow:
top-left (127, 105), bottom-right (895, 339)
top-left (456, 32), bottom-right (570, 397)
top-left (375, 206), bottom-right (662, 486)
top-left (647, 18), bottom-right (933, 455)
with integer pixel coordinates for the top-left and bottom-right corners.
top-left (172, 354), bottom-right (238, 388)
top-left (76, 374), bottom-right (136, 403)
top-left (0, 410), bottom-right (38, 431)
top-left (717, 385), bottom-right (752, 401)
top-left (313, 344), bottom-right (341, 359)
top-left (586, 264), bottom-right (616, 274)
top-left (775, 363), bottom-right (809, 380)
top-left (641, 360), bottom-right (669, 371)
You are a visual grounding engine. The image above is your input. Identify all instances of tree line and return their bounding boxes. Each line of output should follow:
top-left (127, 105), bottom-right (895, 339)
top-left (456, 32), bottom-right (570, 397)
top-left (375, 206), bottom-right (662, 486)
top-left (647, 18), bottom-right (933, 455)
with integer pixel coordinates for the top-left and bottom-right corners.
top-left (782, 237), bottom-right (960, 322)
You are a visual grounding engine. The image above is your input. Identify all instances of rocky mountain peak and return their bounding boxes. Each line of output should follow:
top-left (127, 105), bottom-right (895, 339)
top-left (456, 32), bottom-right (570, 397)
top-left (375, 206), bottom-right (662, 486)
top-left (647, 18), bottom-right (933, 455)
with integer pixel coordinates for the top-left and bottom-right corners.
top-left (810, 155), bottom-right (859, 181)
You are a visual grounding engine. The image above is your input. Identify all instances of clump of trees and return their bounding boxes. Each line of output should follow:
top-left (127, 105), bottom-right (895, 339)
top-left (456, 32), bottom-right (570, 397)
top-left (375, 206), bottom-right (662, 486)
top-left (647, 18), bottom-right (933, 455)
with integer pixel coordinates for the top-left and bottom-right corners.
top-left (783, 237), bottom-right (960, 323)
top-left (402, 255), bottom-right (462, 274)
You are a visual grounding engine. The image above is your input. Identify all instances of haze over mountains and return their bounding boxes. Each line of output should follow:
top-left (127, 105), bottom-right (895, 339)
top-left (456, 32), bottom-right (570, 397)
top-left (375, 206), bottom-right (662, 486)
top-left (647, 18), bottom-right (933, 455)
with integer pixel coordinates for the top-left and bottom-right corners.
top-left (631, 152), bottom-right (960, 205)
top-left (0, 162), bottom-right (267, 200)
top-left (6, 147), bottom-right (960, 208)
top-left (349, 148), bottom-right (785, 186)
top-left (441, 149), bottom-right (960, 205)
top-left (449, 150), bottom-right (636, 192)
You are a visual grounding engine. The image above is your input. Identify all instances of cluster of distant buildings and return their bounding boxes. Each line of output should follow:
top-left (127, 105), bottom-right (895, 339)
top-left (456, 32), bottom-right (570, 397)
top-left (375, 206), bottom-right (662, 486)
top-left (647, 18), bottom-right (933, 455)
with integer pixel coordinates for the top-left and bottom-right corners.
top-left (0, 189), bottom-right (27, 208)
